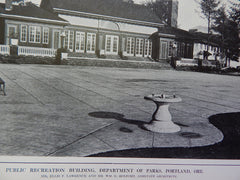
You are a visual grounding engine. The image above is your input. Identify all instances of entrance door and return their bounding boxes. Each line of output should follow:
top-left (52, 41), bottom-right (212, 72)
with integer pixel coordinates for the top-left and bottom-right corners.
top-left (160, 41), bottom-right (168, 59)
top-left (7, 25), bottom-right (17, 45)
top-left (53, 31), bottom-right (60, 49)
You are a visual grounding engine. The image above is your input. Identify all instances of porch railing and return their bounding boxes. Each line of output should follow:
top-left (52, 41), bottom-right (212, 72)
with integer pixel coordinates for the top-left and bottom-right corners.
top-left (18, 46), bottom-right (56, 57)
top-left (0, 45), bottom-right (10, 55)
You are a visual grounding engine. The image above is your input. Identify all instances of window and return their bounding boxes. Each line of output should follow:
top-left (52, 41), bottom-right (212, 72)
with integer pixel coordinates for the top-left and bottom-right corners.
top-left (20, 25), bottom-right (27, 42)
top-left (168, 41), bottom-right (173, 56)
top-left (86, 33), bottom-right (96, 53)
top-left (126, 37), bottom-right (135, 55)
top-left (144, 39), bottom-right (152, 57)
top-left (42, 28), bottom-right (49, 44)
top-left (105, 35), bottom-right (119, 54)
top-left (75, 31), bottom-right (85, 52)
top-left (29, 26), bottom-right (41, 43)
top-left (136, 38), bottom-right (144, 56)
top-left (64, 30), bottom-right (74, 51)
top-left (53, 30), bottom-right (60, 49)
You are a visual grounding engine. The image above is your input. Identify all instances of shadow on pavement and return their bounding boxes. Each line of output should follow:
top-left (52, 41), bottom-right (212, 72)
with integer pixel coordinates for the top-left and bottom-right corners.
top-left (88, 112), bottom-right (240, 159)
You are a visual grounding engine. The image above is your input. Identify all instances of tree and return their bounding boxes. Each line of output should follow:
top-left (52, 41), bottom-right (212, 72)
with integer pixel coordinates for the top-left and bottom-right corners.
top-left (212, 3), bottom-right (239, 66)
top-left (229, 2), bottom-right (240, 25)
top-left (144, 0), bottom-right (171, 26)
top-left (212, 6), bottom-right (227, 47)
top-left (199, 0), bottom-right (220, 51)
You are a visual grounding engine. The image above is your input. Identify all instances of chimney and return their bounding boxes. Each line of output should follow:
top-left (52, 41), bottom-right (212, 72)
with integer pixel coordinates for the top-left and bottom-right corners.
top-left (5, 0), bottom-right (12, 11)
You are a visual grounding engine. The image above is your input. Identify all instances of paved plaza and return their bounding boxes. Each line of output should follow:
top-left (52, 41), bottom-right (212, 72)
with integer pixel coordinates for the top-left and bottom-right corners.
top-left (0, 64), bottom-right (239, 157)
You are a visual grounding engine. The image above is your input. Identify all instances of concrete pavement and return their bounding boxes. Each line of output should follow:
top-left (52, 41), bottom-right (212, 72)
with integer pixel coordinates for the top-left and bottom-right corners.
top-left (0, 64), bottom-right (239, 157)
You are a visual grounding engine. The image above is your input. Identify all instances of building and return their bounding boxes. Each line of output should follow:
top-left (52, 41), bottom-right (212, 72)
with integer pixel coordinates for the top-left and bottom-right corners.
top-left (151, 26), bottom-right (194, 60)
top-left (40, 0), bottom-right (164, 59)
top-left (0, 0), bottom-right (68, 48)
top-left (0, 0), bottom-right (166, 59)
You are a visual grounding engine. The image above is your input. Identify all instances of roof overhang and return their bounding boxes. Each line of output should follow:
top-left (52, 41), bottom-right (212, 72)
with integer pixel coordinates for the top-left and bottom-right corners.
top-left (0, 13), bottom-right (69, 26)
top-left (158, 33), bottom-right (176, 38)
top-left (53, 8), bottom-right (164, 28)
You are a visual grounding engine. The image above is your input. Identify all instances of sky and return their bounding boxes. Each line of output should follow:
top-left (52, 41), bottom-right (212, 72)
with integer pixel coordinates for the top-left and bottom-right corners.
top-left (0, 0), bottom-right (238, 31)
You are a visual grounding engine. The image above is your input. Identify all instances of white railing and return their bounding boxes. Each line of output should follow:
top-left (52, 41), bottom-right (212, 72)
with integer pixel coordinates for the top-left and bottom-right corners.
top-left (0, 45), bottom-right (10, 55)
top-left (18, 46), bottom-right (56, 57)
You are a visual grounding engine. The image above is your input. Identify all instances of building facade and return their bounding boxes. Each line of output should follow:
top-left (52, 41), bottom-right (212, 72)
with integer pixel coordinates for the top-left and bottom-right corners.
top-left (151, 26), bottom-right (194, 60)
top-left (0, 0), bottom-right (68, 49)
top-left (40, 0), bottom-right (164, 59)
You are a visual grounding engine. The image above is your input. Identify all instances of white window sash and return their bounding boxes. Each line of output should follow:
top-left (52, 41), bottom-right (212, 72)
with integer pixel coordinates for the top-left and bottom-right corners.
top-left (75, 31), bottom-right (85, 52)
top-left (29, 26), bottom-right (41, 43)
top-left (86, 33), bottom-right (96, 53)
top-left (42, 28), bottom-right (49, 44)
top-left (64, 30), bottom-right (74, 51)
top-left (126, 37), bottom-right (135, 56)
top-left (136, 38), bottom-right (143, 56)
top-left (20, 25), bottom-right (27, 42)
top-left (105, 35), bottom-right (119, 55)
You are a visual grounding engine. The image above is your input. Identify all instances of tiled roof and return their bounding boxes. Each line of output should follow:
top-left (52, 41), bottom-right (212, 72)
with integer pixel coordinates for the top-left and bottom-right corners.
top-left (41, 0), bottom-right (163, 25)
top-left (0, 2), bottom-right (67, 23)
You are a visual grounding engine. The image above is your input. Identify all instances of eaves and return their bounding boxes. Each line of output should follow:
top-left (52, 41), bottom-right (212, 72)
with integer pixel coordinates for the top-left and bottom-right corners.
top-left (53, 8), bottom-right (164, 28)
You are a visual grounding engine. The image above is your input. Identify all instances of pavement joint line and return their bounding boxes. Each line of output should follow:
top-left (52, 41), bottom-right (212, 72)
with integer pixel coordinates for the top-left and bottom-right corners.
top-left (152, 133), bottom-right (155, 148)
top-left (92, 134), bottom-right (117, 150)
top-left (44, 122), bottom-right (116, 156)
top-left (127, 80), bottom-right (240, 112)
top-left (0, 70), bottom-right (45, 105)
top-left (27, 67), bottom-right (153, 115)
top-left (25, 68), bottom-right (127, 103)
top-left (17, 69), bottom-right (97, 110)
top-left (182, 99), bottom-right (240, 113)
top-left (40, 68), bottom-right (137, 99)
top-left (171, 107), bottom-right (210, 119)
top-left (179, 93), bottom-right (240, 112)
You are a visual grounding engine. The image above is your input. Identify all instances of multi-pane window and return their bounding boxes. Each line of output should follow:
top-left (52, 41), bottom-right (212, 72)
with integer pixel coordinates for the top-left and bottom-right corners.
top-left (75, 31), bottom-right (85, 52)
top-left (42, 27), bottom-right (49, 44)
top-left (126, 37), bottom-right (135, 55)
top-left (20, 25), bottom-right (27, 42)
top-left (144, 39), bottom-right (152, 57)
top-left (86, 33), bottom-right (96, 53)
top-left (29, 26), bottom-right (41, 43)
top-left (136, 38), bottom-right (144, 56)
top-left (64, 30), bottom-right (74, 51)
top-left (105, 35), bottom-right (119, 54)
top-left (106, 36), bottom-right (111, 52)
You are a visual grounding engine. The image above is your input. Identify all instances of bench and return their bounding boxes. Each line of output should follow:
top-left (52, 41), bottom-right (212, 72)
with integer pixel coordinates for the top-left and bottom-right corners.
top-left (0, 78), bottom-right (6, 96)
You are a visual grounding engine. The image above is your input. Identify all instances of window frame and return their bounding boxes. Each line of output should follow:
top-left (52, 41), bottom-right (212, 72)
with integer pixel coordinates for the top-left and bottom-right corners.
top-left (64, 30), bottom-right (75, 52)
top-left (126, 37), bottom-right (135, 56)
top-left (20, 25), bottom-right (27, 42)
top-left (86, 33), bottom-right (96, 53)
top-left (42, 27), bottom-right (49, 44)
top-left (105, 35), bottom-right (119, 55)
top-left (29, 26), bottom-right (41, 44)
top-left (144, 39), bottom-right (152, 57)
top-left (75, 31), bottom-right (85, 53)
top-left (135, 38), bottom-right (144, 57)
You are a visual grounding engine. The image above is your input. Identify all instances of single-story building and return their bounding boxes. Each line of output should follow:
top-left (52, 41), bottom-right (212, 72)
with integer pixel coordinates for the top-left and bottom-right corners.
top-left (40, 0), bottom-right (165, 59)
top-left (150, 26), bottom-right (195, 60)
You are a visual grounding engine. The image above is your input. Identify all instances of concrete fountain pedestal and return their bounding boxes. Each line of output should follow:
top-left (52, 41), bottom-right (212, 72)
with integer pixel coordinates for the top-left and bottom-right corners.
top-left (144, 94), bottom-right (182, 133)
